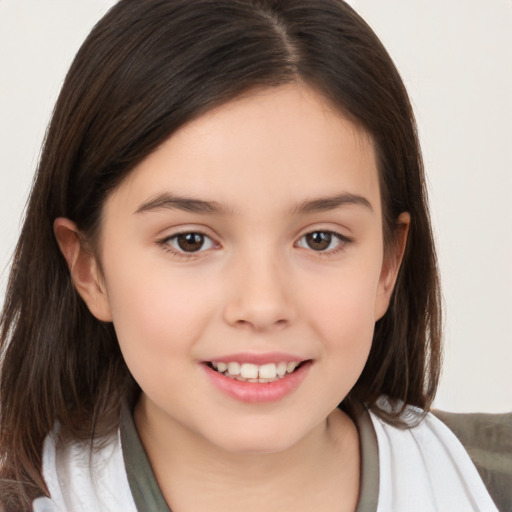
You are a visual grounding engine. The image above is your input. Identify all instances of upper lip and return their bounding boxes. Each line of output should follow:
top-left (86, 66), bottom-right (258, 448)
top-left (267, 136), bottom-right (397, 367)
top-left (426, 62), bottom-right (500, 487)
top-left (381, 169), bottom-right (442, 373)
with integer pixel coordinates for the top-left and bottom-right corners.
top-left (205, 352), bottom-right (309, 365)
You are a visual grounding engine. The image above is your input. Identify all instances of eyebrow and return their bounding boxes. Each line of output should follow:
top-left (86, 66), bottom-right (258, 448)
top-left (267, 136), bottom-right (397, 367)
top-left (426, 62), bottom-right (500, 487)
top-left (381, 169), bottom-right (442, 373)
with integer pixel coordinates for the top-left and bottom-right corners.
top-left (292, 193), bottom-right (373, 214)
top-left (134, 192), bottom-right (373, 216)
top-left (134, 193), bottom-right (231, 215)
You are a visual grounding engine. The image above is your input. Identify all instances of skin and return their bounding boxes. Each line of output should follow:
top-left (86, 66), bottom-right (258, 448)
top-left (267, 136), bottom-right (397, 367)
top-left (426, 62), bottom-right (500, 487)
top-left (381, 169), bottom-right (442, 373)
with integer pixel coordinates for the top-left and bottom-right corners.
top-left (55, 83), bottom-right (409, 512)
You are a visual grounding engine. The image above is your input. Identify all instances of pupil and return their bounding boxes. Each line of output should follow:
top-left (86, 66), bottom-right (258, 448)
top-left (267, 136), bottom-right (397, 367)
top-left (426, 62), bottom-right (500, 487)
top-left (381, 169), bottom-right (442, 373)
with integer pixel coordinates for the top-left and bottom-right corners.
top-left (307, 232), bottom-right (331, 251)
top-left (177, 233), bottom-right (204, 252)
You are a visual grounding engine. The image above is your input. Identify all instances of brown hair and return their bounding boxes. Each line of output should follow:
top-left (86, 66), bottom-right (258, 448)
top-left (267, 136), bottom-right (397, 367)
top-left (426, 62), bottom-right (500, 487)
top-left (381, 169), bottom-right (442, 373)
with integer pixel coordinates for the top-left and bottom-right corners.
top-left (0, 0), bottom-right (441, 507)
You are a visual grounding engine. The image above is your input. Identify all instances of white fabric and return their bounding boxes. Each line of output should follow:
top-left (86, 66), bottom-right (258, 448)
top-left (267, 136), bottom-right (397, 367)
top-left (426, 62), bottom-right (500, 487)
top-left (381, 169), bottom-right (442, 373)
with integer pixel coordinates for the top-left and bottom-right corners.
top-left (32, 426), bottom-right (136, 512)
top-left (33, 406), bottom-right (498, 512)
top-left (370, 406), bottom-right (499, 512)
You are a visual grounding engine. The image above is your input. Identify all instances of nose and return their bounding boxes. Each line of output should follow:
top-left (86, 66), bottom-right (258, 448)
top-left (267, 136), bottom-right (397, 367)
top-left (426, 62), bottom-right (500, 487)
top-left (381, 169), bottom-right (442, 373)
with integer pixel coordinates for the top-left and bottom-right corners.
top-left (222, 249), bottom-right (295, 332)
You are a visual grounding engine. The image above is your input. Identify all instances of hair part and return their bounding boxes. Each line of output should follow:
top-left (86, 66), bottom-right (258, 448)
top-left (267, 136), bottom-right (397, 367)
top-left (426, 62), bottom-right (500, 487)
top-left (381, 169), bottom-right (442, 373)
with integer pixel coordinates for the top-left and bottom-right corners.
top-left (0, 0), bottom-right (442, 506)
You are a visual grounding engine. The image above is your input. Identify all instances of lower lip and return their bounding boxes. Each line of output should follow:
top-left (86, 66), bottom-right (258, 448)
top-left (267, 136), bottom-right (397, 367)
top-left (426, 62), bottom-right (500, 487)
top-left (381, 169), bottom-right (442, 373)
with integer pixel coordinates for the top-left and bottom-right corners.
top-left (202, 362), bottom-right (311, 403)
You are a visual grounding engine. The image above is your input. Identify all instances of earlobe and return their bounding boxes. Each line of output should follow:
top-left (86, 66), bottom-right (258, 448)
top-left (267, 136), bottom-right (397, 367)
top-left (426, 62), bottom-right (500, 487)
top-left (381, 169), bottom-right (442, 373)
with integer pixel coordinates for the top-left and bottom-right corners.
top-left (374, 212), bottom-right (410, 320)
top-left (53, 218), bottom-right (113, 322)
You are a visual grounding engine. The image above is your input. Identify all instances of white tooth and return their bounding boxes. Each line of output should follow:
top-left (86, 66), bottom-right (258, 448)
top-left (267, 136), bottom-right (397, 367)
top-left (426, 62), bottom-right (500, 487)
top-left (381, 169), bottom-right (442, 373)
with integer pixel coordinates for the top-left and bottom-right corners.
top-left (258, 363), bottom-right (277, 379)
top-left (211, 362), bottom-right (218, 370)
top-left (258, 378), bottom-right (270, 383)
top-left (247, 378), bottom-right (259, 383)
top-left (227, 362), bottom-right (240, 375)
top-left (276, 362), bottom-right (287, 376)
top-left (286, 362), bottom-right (299, 373)
top-left (240, 363), bottom-right (258, 379)
top-left (216, 362), bottom-right (227, 373)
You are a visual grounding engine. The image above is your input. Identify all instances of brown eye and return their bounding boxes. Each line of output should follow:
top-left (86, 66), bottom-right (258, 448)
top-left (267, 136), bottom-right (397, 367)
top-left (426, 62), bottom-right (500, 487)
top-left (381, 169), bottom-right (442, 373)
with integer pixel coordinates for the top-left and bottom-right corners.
top-left (305, 231), bottom-right (332, 251)
top-left (297, 230), bottom-right (348, 253)
top-left (167, 232), bottom-right (214, 253)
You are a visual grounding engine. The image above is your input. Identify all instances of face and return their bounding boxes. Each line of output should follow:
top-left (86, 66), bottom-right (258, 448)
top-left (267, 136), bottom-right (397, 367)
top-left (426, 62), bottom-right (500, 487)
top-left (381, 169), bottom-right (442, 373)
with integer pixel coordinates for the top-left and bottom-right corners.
top-left (72, 84), bottom-right (403, 454)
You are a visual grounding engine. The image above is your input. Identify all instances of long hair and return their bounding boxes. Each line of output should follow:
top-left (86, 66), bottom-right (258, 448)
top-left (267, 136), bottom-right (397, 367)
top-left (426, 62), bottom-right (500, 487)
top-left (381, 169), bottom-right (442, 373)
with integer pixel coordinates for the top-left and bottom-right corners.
top-left (0, 0), bottom-right (441, 506)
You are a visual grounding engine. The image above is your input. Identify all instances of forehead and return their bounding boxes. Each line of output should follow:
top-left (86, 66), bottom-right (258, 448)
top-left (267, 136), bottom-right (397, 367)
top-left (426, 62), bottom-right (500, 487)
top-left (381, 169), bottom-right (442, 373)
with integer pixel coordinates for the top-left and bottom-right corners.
top-left (106, 83), bottom-right (380, 218)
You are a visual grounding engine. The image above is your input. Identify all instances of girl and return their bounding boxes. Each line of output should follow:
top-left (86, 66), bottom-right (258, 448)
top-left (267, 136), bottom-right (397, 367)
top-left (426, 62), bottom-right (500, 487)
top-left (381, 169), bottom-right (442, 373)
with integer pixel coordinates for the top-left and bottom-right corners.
top-left (0, 0), bottom-right (508, 511)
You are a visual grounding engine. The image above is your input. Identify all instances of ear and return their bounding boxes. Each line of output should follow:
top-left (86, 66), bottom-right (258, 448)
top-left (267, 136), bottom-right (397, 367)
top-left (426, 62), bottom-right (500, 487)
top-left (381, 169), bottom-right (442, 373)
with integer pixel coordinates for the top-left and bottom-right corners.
top-left (374, 212), bottom-right (410, 321)
top-left (53, 218), bottom-right (113, 322)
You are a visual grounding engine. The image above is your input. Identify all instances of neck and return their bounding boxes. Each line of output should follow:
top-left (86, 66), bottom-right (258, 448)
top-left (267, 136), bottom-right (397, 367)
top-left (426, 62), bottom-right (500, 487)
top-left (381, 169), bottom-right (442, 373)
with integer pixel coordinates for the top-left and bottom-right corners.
top-left (134, 397), bottom-right (360, 512)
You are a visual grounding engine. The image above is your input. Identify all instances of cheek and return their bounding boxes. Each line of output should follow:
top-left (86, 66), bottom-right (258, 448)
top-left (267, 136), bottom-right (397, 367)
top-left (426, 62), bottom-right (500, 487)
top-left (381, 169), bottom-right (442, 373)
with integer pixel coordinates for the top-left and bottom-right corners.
top-left (300, 263), bottom-right (381, 371)
top-left (307, 286), bottom-right (376, 352)
top-left (101, 254), bottom-right (218, 374)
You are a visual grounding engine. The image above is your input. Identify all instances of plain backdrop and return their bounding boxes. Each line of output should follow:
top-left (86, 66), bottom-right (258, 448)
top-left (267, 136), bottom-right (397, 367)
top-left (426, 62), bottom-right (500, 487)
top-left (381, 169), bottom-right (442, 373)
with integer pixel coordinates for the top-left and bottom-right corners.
top-left (0, 0), bottom-right (511, 413)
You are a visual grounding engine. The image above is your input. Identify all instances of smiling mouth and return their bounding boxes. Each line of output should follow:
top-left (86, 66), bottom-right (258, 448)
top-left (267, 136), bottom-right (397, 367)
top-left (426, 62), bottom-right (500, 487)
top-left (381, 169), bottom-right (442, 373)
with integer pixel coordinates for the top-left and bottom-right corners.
top-left (206, 361), bottom-right (307, 383)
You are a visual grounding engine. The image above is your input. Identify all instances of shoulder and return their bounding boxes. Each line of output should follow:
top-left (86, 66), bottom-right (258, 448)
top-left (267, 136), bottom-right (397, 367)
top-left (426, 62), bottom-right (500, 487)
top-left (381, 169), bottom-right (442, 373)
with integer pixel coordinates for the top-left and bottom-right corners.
top-left (33, 426), bottom-right (137, 512)
top-left (367, 399), bottom-right (501, 512)
top-left (433, 409), bottom-right (512, 512)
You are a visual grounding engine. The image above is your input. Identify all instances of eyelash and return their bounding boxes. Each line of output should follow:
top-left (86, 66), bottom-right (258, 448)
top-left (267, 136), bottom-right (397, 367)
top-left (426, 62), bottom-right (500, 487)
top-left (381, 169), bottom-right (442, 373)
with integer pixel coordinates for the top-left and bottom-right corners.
top-left (158, 229), bottom-right (352, 260)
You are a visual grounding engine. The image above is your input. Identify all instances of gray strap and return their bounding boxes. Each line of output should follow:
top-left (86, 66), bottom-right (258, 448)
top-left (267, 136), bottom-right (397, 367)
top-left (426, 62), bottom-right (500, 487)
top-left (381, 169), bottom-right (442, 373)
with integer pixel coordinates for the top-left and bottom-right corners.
top-left (120, 405), bottom-right (172, 512)
top-left (351, 404), bottom-right (379, 512)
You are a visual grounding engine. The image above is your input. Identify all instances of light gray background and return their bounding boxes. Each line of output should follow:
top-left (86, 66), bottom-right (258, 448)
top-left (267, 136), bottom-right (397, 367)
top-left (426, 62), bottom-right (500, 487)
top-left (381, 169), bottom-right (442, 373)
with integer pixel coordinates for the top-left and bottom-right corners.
top-left (1, 0), bottom-right (511, 412)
